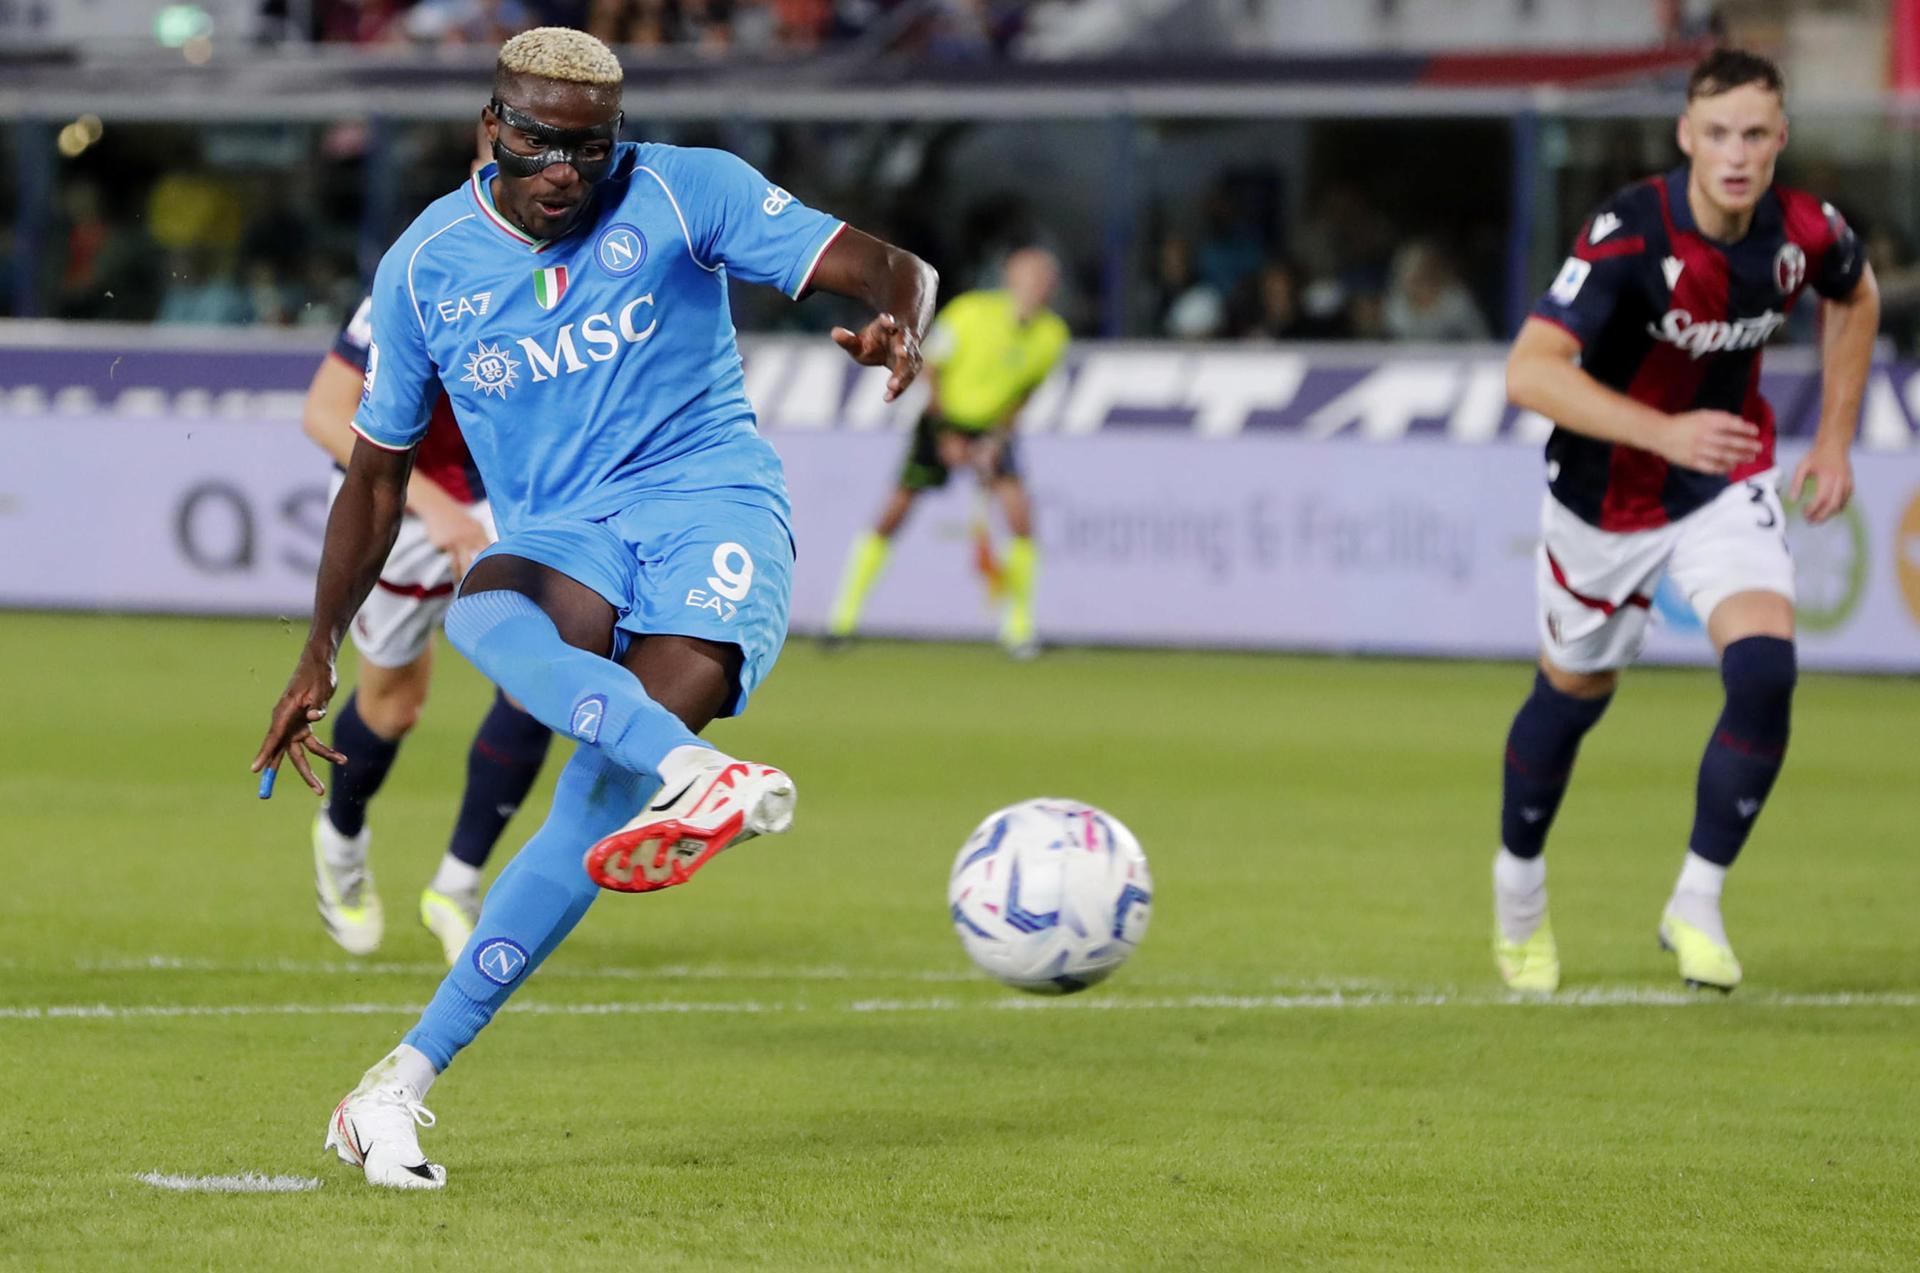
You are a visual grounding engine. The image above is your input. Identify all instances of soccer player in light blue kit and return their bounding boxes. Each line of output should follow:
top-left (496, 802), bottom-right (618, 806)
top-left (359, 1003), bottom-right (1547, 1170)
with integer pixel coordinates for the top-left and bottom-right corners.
top-left (251, 28), bottom-right (936, 1189)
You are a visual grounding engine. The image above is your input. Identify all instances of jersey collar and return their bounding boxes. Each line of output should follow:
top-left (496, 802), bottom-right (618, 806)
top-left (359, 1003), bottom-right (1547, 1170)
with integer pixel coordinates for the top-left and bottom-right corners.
top-left (470, 164), bottom-right (554, 252)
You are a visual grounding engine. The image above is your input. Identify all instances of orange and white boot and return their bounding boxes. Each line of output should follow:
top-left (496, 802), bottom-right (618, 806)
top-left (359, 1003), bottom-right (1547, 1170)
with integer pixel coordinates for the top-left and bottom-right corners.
top-left (584, 746), bottom-right (796, 894)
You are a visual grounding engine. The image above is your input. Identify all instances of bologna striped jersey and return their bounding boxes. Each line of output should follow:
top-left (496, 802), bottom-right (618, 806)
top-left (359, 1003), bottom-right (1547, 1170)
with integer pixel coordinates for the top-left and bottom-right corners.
top-left (331, 295), bottom-right (486, 504)
top-left (1530, 166), bottom-right (1863, 531)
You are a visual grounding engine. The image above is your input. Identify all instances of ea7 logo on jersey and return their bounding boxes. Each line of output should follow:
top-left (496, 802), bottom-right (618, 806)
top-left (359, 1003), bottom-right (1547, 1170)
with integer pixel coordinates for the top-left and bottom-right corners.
top-left (1648, 308), bottom-right (1785, 358)
top-left (436, 291), bottom-right (493, 322)
top-left (1548, 257), bottom-right (1591, 305)
top-left (460, 340), bottom-right (520, 398)
top-left (1774, 242), bottom-right (1807, 295)
top-left (516, 295), bottom-right (659, 382)
top-left (762, 185), bottom-right (794, 216)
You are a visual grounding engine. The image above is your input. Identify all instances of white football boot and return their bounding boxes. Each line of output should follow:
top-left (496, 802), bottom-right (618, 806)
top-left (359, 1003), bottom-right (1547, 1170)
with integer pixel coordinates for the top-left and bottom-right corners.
top-left (324, 1081), bottom-right (445, 1190)
top-left (313, 814), bottom-right (383, 955)
top-left (583, 746), bottom-right (795, 893)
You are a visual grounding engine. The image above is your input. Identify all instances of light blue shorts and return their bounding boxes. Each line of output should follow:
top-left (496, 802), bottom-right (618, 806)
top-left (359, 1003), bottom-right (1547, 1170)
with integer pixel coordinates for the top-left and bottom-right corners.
top-left (477, 495), bottom-right (795, 717)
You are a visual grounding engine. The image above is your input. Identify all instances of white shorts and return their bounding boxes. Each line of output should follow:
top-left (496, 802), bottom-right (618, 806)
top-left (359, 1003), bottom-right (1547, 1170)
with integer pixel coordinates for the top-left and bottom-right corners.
top-left (1536, 471), bottom-right (1794, 673)
top-left (329, 472), bottom-right (497, 670)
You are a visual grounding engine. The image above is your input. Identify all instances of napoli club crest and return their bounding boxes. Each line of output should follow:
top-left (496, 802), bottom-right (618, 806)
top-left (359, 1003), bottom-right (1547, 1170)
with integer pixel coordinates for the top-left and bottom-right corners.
top-left (1774, 242), bottom-right (1807, 295)
top-left (596, 223), bottom-right (647, 277)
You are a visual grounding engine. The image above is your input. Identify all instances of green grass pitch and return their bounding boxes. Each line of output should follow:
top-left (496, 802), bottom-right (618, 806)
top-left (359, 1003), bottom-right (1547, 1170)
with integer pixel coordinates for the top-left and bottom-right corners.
top-left (1, 612), bottom-right (1915, 1269)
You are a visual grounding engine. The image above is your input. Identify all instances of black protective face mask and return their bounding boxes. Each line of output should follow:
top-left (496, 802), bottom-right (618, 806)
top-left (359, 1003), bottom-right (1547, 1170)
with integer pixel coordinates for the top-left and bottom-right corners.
top-left (488, 98), bottom-right (623, 184)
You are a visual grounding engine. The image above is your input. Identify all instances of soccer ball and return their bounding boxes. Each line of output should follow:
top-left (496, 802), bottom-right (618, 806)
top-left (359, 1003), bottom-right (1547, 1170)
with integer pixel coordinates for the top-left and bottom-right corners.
top-left (947, 798), bottom-right (1153, 994)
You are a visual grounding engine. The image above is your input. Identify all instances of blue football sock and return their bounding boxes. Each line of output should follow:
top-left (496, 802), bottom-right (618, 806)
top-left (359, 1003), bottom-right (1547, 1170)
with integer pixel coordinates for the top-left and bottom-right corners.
top-left (324, 692), bottom-right (401, 839)
top-left (404, 744), bottom-right (651, 1071)
top-left (446, 691), bottom-right (553, 870)
top-left (1689, 636), bottom-right (1795, 868)
top-left (1500, 670), bottom-right (1613, 858)
top-left (443, 589), bottom-right (706, 778)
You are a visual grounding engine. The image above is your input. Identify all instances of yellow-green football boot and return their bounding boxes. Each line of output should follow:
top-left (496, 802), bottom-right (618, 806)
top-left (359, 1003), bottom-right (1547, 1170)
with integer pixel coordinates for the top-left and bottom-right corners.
top-left (1659, 912), bottom-right (1741, 993)
top-left (419, 887), bottom-right (480, 966)
top-left (313, 813), bottom-right (383, 956)
top-left (1494, 916), bottom-right (1560, 993)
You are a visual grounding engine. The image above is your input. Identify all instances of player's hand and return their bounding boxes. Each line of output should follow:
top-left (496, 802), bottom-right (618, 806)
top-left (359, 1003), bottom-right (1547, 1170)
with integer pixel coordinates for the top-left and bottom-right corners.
top-left (1659, 410), bottom-right (1762, 475)
top-left (1789, 442), bottom-right (1854, 523)
top-left (831, 312), bottom-right (922, 402)
top-left (250, 646), bottom-right (345, 798)
top-left (421, 504), bottom-right (491, 580)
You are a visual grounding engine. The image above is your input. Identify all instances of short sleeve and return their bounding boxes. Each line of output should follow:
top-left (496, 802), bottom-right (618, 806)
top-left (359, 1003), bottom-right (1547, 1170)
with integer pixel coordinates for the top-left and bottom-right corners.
top-left (1031, 315), bottom-right (1070, 385)
top-left (1811, 200), bottom-right (1866, 301)
top-left (330, 295), bottom-right (373, 372)
top-left (668, 149), bottom-right (845, 299)
top-left (349, 248), bottom-right (437, 452)
top-left (1530, 197), bottom-right (1644, 347)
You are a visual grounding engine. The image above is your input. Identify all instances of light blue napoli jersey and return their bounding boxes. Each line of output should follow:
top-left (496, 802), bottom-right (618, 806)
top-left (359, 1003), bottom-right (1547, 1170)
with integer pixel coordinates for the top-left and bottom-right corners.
top-left (352, 142), bottom-right (844, 535)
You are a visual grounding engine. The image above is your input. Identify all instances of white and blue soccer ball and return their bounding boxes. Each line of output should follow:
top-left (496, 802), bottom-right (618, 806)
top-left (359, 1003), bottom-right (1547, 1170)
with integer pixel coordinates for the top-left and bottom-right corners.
top-left (947, 798), bottom-right (1153, 994)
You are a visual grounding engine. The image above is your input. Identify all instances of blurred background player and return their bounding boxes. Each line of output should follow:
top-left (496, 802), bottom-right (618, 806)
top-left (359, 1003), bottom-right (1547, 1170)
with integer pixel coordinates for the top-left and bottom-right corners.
top-left (252, 27), bottom-right (935, 1189)
top-left (303, 276), bottom-right (553, 966)
top-left (826, 247), bottom-right (1067, 658)
top-left (1494, 49), bottom-right (1878, 994)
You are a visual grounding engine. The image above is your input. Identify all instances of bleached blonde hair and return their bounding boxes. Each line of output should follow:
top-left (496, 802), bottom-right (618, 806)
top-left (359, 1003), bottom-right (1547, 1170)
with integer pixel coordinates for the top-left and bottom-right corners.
top-left (496, 27), bottom-right (623, 88)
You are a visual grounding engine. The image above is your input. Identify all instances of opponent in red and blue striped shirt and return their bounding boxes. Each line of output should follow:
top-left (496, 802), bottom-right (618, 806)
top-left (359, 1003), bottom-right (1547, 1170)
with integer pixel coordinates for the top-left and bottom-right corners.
top-left (1491, 48), bottom-right (1879, 995)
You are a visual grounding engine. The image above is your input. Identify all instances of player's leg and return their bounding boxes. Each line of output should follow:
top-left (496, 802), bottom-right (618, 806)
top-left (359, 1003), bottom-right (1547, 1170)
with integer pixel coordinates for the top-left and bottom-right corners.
top-left (419, 690), bottom-right (553, 964)
top-left (990, 460), bottom-right (1038, 658)
top-left (442, 546), bottom-right (709, 778)
top-left (333, 546), bottom-right (698, 1187)
top-left (1659, 477), bottom-right (1798, 990)
top-left (1493, 499), bottom-right (1663, 990)
top-left (584, 503), bottom-right (799, 892)
top-left (314, 591), bottom-right (438, 956)
top-left (827, 412), bottom-right (946, 640)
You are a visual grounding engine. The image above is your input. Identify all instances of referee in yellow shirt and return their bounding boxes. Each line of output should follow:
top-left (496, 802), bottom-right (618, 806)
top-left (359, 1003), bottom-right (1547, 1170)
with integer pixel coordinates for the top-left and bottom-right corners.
top-left (827, 248), bottom-right (1068, 657)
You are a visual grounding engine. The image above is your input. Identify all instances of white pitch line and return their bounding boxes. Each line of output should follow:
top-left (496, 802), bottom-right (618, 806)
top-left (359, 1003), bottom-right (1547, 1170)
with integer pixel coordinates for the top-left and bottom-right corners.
top-left (135, 1172), bottom-right (323, 1194)
top-left (3, 989), bottom-right (1917, 1023)
top-left (51, 955), bottom-right (990, 984)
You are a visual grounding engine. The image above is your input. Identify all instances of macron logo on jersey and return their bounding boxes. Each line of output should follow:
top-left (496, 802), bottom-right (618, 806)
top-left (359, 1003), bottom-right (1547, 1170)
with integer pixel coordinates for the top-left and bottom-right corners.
top-left (1589, 212), bottom-right (1622, 244)
top-left (1648, 308), bottom-right (1785, 359)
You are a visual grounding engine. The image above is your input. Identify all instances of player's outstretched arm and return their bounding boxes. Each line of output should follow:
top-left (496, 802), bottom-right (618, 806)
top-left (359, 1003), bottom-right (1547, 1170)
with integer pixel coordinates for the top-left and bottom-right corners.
top-left (251, 439), bottom-right (414, 796)
top-left (1792, 263), bottom-right (1880, 523)
top-left (810, 228), bottom-right (939, 402)
top-left (1506, 317), bottom-right (1761, 475)
top-left (302, 355), bottom-right (489, 576)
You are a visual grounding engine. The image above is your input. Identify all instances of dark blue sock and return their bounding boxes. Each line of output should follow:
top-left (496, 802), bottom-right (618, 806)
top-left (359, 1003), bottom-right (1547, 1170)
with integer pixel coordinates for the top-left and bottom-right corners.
top-left (1501, 670), bottom-right (1613, 858)
top-left (446, 692), bottom-right (553, 870)
top-left (1690, 636), bottom-right (1795, 867)
top-left (325, 693), bottom-right (401, 839)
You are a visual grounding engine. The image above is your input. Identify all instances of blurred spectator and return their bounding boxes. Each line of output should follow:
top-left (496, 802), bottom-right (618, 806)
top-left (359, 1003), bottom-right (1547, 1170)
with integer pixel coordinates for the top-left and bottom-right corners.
top-left (590, 0), bottom-right (734, 49)
top-left (1148, 232), bottom-right (1224, 339)
top-left (53, 179), bottom-right (162, 322)
top-left (1229, 257), bottom-right (1347, 341)
top-left (319, 0), bottom-right (408, 42)
top-left (1383, 239), bottom-right (1488, 343)
top-left (157, 247), bottom-right (253, 326)
top-left (401, 0), bottom-right (532, 43)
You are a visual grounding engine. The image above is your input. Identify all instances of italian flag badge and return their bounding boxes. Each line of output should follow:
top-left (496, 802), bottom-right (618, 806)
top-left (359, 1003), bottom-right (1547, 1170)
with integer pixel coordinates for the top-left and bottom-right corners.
top-left (532, 265), bottom-right (569, 310)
